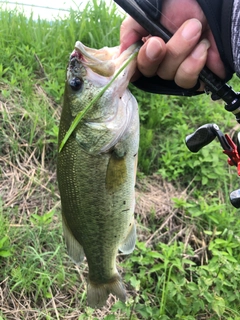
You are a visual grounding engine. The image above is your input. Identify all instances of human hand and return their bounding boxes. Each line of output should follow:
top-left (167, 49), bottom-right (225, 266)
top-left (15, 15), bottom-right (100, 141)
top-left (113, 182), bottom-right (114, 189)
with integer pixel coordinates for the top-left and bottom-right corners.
top-left (120, 0), bottom-right (226, 89)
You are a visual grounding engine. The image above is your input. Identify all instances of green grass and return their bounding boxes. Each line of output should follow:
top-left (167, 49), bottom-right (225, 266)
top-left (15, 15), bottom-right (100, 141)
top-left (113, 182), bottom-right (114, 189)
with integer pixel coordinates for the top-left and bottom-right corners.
top-left (1, 1), bottom-right (240, 319)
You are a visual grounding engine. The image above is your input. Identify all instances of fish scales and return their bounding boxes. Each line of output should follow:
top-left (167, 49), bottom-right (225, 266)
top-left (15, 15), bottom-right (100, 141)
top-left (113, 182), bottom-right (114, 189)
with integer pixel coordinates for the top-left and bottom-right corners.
top-left (57, 41), bottom-right (140, 308)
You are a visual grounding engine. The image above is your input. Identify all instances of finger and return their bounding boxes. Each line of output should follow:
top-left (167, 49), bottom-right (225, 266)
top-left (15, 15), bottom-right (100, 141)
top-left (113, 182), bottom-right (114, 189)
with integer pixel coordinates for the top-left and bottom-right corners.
top-left (204, 31), bottom-right (226, 79)
top-left (174, 39), bottom-right (210, 89)
top-left (120, 16), bottom-right (148, 53)
top-left (137, 37), bottom-right (167, 77)
top-left (157, 19), bottom-right (202, 80)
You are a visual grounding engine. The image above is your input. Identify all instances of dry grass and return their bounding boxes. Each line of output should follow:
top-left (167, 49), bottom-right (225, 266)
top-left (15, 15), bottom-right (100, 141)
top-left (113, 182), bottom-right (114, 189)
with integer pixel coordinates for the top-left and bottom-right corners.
top-left (0, 84), bottom-right (59, 217)
top-left (0, 85), bottom-right (209, 319)
top-left (135, 175), bottom-right (209, 265)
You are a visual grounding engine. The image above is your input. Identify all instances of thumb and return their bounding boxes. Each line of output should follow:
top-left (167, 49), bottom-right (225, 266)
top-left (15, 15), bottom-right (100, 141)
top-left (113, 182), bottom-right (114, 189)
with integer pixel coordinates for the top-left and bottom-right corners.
top-left (120, 16), bottom-right (148, 53)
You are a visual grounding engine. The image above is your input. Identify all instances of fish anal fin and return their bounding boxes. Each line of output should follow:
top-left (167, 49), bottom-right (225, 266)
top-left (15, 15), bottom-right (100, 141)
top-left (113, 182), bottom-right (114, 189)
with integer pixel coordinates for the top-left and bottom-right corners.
top-left (62, 215), bottom-right (85, 264)
top-left (119, 221), bottom-right (136, 255)
top-left (87, 274), bottom-right (126, 308)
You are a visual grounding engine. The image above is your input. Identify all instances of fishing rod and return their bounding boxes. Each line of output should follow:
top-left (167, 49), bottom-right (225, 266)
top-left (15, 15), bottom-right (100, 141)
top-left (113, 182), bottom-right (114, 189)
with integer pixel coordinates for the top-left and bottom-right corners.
top-left (114, 0), bottom-right (240, 207)
top-left (114, 0), bottom-right (240, 123)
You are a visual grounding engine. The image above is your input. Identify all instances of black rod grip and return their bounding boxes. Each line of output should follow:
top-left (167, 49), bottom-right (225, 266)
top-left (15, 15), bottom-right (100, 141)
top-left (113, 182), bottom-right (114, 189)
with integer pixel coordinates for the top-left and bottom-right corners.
top-left (114, 0), bottom-right (240, 110)
top-left (185, 124), bottom-right (217, 153)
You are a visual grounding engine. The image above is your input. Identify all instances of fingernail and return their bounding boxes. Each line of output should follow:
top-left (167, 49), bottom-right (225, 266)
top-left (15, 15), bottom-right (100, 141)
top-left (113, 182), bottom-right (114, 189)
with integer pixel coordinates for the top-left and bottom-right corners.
top-left (146, 38), bottom-right (163, 60)
top-left (182, 19), bottom-right (202, 41)
top-left (191, 40), bottom-right (210, 59)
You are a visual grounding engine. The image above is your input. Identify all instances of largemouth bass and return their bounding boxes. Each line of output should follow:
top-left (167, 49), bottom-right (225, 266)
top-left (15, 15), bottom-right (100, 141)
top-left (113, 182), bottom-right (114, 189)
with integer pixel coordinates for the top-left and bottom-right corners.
top-left (57, 41), bottom-right (140, 308)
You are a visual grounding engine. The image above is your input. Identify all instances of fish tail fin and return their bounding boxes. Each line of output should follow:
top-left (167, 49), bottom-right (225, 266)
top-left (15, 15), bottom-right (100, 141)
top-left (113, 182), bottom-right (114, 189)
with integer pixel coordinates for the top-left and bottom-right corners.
top-left (87, 274), bottom-right (126, 308)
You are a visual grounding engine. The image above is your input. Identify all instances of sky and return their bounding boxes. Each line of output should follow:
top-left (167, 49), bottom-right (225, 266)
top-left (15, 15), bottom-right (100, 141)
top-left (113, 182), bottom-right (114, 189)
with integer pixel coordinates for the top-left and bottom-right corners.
top-left (0, 0), bottom-right (117, 20)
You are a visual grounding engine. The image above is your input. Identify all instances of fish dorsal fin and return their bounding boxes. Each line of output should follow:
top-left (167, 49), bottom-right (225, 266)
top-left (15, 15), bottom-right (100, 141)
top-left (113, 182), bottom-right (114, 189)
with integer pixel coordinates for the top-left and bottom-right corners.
top-left (62, 216), bottom-right (85, 264)
top-left (118, 221), bottom-right (136, 255)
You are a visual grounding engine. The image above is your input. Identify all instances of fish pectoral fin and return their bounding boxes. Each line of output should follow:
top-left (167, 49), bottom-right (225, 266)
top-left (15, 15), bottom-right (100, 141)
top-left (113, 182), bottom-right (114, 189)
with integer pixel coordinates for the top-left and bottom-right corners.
top-left (87, 274), bottom-right (126, 308)
top-left (106, 152), bottom-right (127, 191)
top-left (119, 221), bottom-right (136, 255)
top-left (62, 215), bottom-right (85, 264)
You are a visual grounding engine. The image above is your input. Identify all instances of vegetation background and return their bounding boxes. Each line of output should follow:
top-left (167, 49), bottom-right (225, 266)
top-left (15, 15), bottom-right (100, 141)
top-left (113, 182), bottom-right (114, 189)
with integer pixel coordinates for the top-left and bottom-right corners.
top-left (1, 1), bottom-right (240, 319)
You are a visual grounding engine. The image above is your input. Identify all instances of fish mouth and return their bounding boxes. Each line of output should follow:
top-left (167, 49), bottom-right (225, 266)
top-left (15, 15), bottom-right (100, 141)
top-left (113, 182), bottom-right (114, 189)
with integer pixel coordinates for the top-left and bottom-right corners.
top-left (71, 41), bottom-right (141, 78)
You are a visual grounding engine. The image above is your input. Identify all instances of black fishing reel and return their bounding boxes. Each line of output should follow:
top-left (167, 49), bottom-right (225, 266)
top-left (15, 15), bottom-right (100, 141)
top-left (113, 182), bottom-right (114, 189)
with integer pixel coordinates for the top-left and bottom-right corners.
top-left (185, 124), bottom-right (240, 208)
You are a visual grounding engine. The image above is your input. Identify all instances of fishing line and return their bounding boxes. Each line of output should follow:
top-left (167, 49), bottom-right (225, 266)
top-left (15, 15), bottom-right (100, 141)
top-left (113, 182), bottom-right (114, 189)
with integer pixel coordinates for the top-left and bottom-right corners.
top-left (141, 0), bottom-right (179, 32)
top-left (116, 0), bottom-right (179, 35)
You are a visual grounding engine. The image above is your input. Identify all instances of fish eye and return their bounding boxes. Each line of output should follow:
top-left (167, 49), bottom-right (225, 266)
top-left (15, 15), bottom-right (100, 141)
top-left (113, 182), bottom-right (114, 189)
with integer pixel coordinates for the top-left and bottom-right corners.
top-left (69, 77), bottom-right (83, 91)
